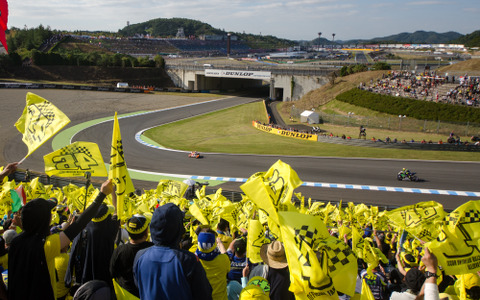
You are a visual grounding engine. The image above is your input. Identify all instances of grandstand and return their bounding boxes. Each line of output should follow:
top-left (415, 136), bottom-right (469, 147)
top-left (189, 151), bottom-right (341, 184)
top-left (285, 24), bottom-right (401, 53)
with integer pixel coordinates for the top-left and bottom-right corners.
top-left (168, 39), bottom-right (251, 56)
top-left (95, 37), bottom-right (252, 57)
top-left (98, 38), bottom-right (179, 57)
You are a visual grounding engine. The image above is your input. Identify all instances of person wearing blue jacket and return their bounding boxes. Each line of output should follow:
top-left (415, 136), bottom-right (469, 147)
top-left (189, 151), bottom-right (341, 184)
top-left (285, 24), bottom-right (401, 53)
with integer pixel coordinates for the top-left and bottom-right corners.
top-left (134, 203), bottom-right (212, 300)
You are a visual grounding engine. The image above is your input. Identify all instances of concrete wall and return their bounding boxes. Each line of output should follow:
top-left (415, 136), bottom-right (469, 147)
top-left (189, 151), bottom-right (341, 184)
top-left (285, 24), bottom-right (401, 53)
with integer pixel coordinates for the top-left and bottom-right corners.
top-left (271, 74), bottom-right (329, 102)
top-left (167, 69), bottom-right (262, 91)
top-left (167, 68), bottom-right (330, 100)
top-left (167, 69), bottom-right (200, 90)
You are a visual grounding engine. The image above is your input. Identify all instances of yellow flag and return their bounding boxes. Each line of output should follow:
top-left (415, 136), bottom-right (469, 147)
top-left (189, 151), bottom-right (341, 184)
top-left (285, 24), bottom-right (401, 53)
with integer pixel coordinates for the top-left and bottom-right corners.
top-left (427, 200), bottom-right (480, 275)
top-left (318, 236), bottom-right (358, 296)
top-left (360, 278), bottom-right (375, 300)
top-left (15, 92), bottom-right (70, 158)
top-left (156, 180), bottom-right (188, 199)
top-left (44, 141), bottom-right (107, 177)
top-left (386, 201), bottom-right (445, 242)
top-left (28, 177), bottom-right (47, 199)
top-left (109, 112), bottom-right (135, 220)
top-left (278, 211), bottom-right (337, 299)
top-left (241, 172), bottom-right (280, 224)
top-left (189, 202), bottom-right (209, 226)
top-left (241, 160), bottom-right (301, 225)
top-left (247, 220), bottom-right (268, 264)
top-left (113, 279), bottom-right (140, 300)
top-left (264, 160), bottom-right (303, 206)
top-left (69, 187), bottom-right (87, 213)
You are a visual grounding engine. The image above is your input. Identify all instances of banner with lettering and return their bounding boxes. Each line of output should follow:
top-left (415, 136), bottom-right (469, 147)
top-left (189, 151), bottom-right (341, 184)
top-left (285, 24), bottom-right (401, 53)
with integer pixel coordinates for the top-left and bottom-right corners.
top-left (253, 121), bottom-right (318, 141)
top-left (44, 141), bottom-right (107, 177)
top-left (427, 200), bottom-right (480, 275)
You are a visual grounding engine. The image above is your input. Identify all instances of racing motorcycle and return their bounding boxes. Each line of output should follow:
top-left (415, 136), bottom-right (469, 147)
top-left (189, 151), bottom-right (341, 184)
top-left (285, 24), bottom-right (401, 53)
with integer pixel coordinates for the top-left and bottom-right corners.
top-left (397, 170), bottom-right (419, 181)
top-left (188, 151), bottom-right (202, 159)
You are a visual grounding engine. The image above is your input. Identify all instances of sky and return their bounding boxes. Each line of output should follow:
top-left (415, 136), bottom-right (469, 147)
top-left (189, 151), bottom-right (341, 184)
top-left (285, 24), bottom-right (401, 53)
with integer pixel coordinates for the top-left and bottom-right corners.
top-left (6, 0), bottom-right (480, 41)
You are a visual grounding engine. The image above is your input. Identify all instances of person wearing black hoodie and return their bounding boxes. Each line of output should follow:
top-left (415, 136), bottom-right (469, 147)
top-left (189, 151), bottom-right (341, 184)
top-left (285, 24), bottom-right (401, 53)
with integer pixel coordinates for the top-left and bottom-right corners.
top-left (133, 203), bottom-right (212, 300)
top-left (8, 179), bottom-right (113, 300)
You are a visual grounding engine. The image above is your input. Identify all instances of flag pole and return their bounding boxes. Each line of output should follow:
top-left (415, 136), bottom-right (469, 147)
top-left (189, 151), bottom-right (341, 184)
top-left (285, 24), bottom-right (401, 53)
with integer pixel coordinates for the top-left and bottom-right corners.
top-left (18, 156), bottom-right (27, 165)
top-left (84, 172), bottom-right (91, 211)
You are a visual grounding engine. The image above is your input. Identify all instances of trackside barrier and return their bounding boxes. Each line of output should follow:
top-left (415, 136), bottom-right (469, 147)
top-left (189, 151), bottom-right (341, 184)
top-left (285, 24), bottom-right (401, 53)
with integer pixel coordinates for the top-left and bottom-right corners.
top-left (0, 82), bottom-right (195, 94)
top-left (252, 121), bottom-right (318, 141)
top-left (8, 170), bottom-right (397, 211)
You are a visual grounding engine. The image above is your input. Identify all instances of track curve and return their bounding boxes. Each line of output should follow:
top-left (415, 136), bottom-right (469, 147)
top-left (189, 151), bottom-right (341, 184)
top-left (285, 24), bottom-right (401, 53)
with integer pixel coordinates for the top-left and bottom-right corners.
top-left (2, 90), bottom-right (478, 210)
top-left (73, 96), bottom-right (480, 210)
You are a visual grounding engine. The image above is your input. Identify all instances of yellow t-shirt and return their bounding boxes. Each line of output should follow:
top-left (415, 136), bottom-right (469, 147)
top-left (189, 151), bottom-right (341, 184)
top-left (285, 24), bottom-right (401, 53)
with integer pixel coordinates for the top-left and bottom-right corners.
top-left (200, 253), bottom-right (230, 300)
top-left (44, 234), bottom-right (61, 299)
top-left (217, 233), bottom-right (233, 250)
top-left (55, 252), bottom-right (70, 298)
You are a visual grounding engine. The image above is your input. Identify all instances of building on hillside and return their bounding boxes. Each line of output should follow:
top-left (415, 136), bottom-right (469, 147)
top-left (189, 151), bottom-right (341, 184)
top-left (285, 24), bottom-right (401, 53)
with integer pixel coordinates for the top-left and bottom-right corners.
top-left (300, 110), bottom-right (319, 124)
top-left (176, 28), bottom-right (186, 39)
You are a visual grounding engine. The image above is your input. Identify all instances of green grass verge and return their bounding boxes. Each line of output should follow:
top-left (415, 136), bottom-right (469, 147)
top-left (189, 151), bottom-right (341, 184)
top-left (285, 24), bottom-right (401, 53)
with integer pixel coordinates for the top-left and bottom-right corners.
top-left (144, 102), bottom-right (480, 161)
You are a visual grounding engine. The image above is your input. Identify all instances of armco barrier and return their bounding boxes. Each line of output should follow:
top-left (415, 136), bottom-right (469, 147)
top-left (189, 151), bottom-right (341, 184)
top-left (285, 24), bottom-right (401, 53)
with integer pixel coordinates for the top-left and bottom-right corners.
top-left (253, 121), bottom-right (318, 141)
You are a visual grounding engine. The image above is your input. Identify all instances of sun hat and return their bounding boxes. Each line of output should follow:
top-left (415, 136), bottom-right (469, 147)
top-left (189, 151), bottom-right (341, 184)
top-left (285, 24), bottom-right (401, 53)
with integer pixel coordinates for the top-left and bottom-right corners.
top-left (260, 240), bottom-right (288, 269)
top-left (92, 204), bottom-right (114, 222)
top-left (126, 214), bottom-right (149, 235)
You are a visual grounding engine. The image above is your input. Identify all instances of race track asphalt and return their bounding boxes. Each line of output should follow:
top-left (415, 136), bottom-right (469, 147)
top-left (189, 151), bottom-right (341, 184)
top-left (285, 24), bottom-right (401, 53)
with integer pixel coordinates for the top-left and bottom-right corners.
top-left (2, 89), bottom-right (479, 210)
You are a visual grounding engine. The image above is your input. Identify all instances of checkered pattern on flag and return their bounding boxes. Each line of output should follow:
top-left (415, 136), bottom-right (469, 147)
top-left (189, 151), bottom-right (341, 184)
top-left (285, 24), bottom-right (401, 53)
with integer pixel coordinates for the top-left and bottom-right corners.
top-left (317, 237), bottom-right (358, 296)
top-left (44, 141), bottom-right (107, 177)
top-left (15, 93), bottom-right (70, 158)
top-left (427, 200), bottom-right (480, 275)
top-left (279, 211), bottom-right (337, 300)
top-left (385, 201), bottom-right (445, 242)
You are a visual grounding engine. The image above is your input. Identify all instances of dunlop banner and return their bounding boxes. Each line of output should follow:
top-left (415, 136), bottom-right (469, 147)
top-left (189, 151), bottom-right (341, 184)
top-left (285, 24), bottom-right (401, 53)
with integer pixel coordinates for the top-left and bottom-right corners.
top-left (252, 121), bottom-right (318, 141)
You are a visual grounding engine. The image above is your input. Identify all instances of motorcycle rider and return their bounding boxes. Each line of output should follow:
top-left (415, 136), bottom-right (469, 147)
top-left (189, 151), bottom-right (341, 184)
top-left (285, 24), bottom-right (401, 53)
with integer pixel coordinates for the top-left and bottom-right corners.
top-left (401, 168), bottom-right (412, 179)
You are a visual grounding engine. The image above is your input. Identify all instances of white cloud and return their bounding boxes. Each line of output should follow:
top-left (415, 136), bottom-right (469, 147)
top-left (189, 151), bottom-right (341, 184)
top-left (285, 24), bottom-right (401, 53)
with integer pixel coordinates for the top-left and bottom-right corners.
top-left (6, 0), bottom-right (479, 40)
top-left (463, 7), bottom-right (479, 13)
top-left (406, 1), bottom-right (446, 5)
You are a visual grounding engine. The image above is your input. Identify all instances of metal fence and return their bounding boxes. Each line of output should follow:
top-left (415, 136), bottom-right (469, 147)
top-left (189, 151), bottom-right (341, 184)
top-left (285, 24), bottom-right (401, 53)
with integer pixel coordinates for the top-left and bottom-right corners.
top-left (291, 107), bottom-right (480, 137)
top-left (9, 170), bottom-right (399, 210)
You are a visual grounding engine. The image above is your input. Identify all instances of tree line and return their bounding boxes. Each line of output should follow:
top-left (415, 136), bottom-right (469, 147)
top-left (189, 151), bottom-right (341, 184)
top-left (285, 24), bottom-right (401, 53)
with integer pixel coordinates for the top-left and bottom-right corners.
top-left (1, 26), bottom-right (165, 69)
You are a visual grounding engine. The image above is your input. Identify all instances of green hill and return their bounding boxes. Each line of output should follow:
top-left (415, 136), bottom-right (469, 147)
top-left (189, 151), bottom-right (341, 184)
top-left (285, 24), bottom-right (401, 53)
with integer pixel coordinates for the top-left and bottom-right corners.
top-left (369, 30), bottom-right (462, 44)
top-left (117, 18), bottom-right (294, 49)
top-left (342, 31), bottom-right (463, 45)
top-left (450, 30), bottom-right (480, 47)
top-left (118, 18), bottom-right (223, 37)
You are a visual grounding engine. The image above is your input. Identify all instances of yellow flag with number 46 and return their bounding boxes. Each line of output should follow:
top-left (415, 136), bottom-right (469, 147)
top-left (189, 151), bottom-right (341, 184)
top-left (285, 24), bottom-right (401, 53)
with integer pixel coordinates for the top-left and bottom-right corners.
top-left (44, 141), bottom-right (107, 177)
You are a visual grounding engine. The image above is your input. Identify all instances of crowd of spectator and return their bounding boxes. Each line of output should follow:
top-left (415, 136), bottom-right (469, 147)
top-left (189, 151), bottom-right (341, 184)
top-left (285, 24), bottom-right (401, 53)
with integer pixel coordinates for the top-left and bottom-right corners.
top-left (359, 71), bottom-right (480, 107)
top-left (0, 161), bottom-right (478, 300)
top-left (85, 37), bottom-right (252, 57)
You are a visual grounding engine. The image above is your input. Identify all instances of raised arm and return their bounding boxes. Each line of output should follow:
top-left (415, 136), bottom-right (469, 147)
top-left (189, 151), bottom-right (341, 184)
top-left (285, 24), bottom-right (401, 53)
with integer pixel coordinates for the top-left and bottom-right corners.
top-left (59, 179), bottom-right (113, 249)
top-left (0, 162), bottom-right (18, 182)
